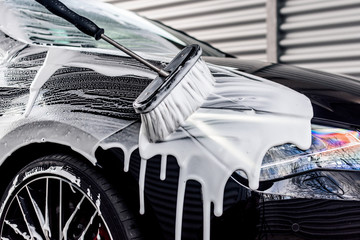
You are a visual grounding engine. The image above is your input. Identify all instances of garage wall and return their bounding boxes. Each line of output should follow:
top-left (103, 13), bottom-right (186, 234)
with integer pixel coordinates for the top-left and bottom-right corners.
top-left (280, 0), bottom-right (360, 78)
top-left (101, 0), bottom-right (360, 79)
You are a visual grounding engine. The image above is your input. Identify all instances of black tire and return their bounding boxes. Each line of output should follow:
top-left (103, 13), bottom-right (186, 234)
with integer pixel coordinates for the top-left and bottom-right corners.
top-left (0, 154), bottom-right (142, 240)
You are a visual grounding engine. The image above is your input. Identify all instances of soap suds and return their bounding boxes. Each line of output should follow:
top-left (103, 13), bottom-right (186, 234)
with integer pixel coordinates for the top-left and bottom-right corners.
top-left (0, 5), bottom-right (314, 238)
top-left (139, 158), bottom-right (147, 215)
top-left (24, 47), bottom-right (157, 117)
top-left (160, 155), bottom-right (167, 181)
top-left (4, 220), bottom-right (31, 240)
top-left (136, 66), bottom-right (313, 240)
top-left (24, 166), bottom-right (81, 187)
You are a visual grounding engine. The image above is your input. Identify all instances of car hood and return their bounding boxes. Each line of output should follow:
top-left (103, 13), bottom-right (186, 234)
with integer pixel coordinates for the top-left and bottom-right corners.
top-left (204, 57), bottom-right (360, 128)
top-left (1, 41), bottom-right (313, 192)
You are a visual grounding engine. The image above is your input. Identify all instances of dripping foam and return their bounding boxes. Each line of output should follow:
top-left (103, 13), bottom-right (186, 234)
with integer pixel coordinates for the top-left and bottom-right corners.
top-left (137, 66), bottom-right (313, 240)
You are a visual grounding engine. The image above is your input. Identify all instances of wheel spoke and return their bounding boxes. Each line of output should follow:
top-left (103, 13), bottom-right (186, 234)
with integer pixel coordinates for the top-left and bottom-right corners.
top-left (62, 195), bottom-right (85, 240)
top-left (59, 180), bottom-right (63, 240)
top-left (16, 195), bottom-right (44, 239)
top-left (26, 186), bottom-right (51, 240)
top-left (78, 210), bottom-right (98, 240)
top-left (2, 174), bottom-right (114, 240)
top-left (44, 178), bottom-right (51, 239)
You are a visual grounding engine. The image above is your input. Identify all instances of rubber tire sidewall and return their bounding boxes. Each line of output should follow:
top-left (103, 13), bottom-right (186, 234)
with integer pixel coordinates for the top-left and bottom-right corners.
top-left (0, 154), bottom-right (140, 240)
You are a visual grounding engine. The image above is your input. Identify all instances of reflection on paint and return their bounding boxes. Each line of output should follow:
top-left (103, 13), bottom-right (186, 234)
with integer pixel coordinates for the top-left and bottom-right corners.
top-left (260, 125), bottom-right (360, 181)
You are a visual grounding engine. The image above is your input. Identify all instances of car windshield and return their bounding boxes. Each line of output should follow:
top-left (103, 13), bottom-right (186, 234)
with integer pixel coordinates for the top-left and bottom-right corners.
top-left (0, 0), bottom-right (227, 57)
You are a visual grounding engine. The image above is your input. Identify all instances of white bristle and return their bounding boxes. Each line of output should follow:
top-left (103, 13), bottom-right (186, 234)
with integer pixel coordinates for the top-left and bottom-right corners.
top-left (141, 59), bottom-right (215, 142)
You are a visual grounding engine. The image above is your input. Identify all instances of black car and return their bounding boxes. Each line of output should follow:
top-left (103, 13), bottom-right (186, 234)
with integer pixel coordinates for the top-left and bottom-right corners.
top-left (0, 0), bottom-right (359, 239)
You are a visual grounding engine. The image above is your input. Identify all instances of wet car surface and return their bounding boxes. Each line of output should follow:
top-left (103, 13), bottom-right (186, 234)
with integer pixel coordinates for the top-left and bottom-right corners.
top-left (0, 0), bottom-right (360, 239)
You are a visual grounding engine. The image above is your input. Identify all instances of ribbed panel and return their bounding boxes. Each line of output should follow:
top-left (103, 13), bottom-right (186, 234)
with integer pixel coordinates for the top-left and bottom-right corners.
top-left (280, 0), bottom-right (360, 78)
top-left (102, 0), bottom-right (267, 60)
top-left (259, 198), bottom-right (360, 239)
top-left (128, 150), bottom-right (246, 240)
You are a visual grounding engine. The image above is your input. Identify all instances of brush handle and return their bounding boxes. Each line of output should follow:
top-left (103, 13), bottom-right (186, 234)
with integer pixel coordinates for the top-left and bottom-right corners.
top-left (35, 0), bottom-right (104, 40)
top-left (35, 0), bottom-right (169, 77)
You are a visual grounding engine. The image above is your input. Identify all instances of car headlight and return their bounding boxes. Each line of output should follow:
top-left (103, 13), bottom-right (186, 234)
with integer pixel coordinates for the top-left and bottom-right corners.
top-left (237, 124), bottom-right (360, 182)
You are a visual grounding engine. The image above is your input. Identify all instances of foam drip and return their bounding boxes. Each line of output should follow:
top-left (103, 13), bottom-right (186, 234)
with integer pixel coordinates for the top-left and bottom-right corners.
top-left (160, 155), bottom-right (167, 181)
top-left (137, 66), bottom-right (313, 240)
top-left (139, 158), bottom-right (147, 215)
top-left (138, 126), bottom-right (232, 240)
top-left (1, 24), bottom-right (314, 239)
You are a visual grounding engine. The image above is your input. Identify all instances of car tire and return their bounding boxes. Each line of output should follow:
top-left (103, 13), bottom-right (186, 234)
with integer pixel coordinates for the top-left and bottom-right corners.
top-left (0, 154), bottom-right (142, 240)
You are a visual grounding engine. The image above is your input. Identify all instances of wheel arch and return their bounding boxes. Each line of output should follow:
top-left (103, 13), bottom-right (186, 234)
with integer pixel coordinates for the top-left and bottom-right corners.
top-left (0, 141), bottom-right (146, 218)
top-left (0, 142), bottom-right (95, 195)
top-left (0, 141), bottom-right (134, 196)
top-left (0, 122), bottom-right (164, 239)
top-left (0, 119), bottom-right (141, 198)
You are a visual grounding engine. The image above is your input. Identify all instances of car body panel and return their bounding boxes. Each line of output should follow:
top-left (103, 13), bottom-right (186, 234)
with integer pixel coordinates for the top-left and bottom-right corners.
top-left (0, 33), bottom-right (147, 166)
top-left (0, 30), bottom-right (314, 239)
top-left (1, 0), bottom-right (360, 239)
top-left (204, 57), bottom-right (360, 128)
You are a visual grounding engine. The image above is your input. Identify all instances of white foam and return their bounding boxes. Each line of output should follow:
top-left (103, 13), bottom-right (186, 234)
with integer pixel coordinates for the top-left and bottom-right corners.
top-left (137, 66), bottom-right (313, 240)
top-left (4, 220), bottom-right (31, 240)
top-left (24, 47), bottom-right (157, 117)
top-left (139, 158), bottom-right (147, 215)
top-left (0, 14), bottom-right (313, 238)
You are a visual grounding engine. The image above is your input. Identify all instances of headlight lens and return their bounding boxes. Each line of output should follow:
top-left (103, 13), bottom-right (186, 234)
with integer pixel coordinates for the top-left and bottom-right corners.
top-left (238, 124), bottom-right (360, 181)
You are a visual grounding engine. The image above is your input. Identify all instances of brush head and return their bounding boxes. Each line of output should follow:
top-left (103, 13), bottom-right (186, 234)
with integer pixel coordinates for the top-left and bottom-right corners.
top-left (134, 44), bottom-right (215, 142)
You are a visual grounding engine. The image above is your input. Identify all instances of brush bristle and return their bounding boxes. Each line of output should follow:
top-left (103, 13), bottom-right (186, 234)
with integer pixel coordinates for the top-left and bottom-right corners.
top-left (141, 58), bottom-right (215, 142)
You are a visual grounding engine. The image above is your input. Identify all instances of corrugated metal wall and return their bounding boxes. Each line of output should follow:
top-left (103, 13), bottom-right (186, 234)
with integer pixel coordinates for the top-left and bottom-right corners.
top-left (101, 0), bottom-right (360, 79)
top-left (280, 0), bottom-right (360, 78)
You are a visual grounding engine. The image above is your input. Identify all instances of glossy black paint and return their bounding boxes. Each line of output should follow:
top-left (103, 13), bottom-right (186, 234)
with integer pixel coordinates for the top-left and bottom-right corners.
top-left (2, 19), bottom-right (360, 240)
top-left (200, 57), bottom-right (360, 240)
top-left (257, 196), bottom-right (360, 240)
top-left (204, 57), bottom-right (360, 129)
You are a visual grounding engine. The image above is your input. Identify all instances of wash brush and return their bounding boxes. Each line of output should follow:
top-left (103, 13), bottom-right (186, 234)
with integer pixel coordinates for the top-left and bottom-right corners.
top-left (35, 0), bottom-right (215, 142)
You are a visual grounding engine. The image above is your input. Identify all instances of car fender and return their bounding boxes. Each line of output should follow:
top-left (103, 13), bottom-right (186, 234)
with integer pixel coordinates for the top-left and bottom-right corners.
top-left (0, 120), bottom-right (101, 166)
